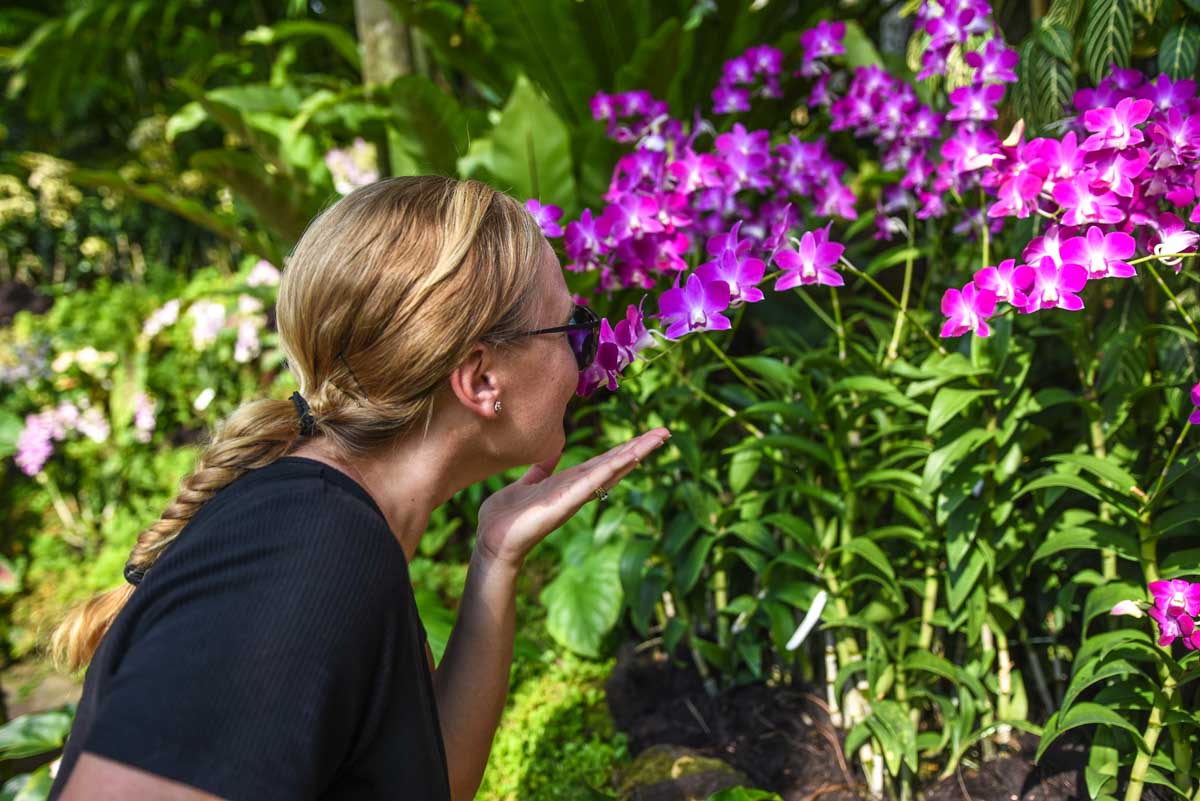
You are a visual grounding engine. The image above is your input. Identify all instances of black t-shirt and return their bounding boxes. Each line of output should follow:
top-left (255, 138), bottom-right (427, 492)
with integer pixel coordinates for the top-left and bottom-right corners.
top-left (48, 456), bottom-right (452, 801)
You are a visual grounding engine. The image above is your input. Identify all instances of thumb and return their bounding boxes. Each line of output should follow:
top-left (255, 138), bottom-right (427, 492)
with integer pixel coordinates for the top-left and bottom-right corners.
top-left (518, 451), bottom-right (563, 485)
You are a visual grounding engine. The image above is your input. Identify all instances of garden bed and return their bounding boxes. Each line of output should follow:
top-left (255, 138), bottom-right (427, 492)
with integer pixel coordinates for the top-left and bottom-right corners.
top-left (606, 641), bottom-right (1121, 801)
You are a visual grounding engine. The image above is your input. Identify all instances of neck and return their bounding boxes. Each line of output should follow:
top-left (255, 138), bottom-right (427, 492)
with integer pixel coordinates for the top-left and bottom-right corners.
top-left (290, 421), bottom-right (501, 563)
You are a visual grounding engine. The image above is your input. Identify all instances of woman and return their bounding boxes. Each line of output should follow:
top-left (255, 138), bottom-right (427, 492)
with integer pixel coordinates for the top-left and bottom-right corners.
top-left (46, 176), bottom-right (670, 801)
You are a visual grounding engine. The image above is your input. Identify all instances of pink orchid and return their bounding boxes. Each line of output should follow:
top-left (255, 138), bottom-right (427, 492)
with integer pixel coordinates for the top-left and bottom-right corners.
top-left (773, 230), bottom-right (845, 290)
top-left (1053, 173), bottom-right (1125, 226)
top-left (1060, 226), bottom-right (1137, 280)
top-left (974, 259), bottom-right (1034, 307)
top-left (1148, 605), bottom-right (1196, 647)
top-left (1023, 258), bottom-right (1087, 312)
top-left (1150, 579), bottom-right (1200, 617)
top-left (1081, 97), bottom-right (1155, 152)
top-left (940, 281), bottom-right (997, 338)
top-left (1149, 213), bottom-right (1200, 270)
top-left (658, 273), bottom-right (732, 340)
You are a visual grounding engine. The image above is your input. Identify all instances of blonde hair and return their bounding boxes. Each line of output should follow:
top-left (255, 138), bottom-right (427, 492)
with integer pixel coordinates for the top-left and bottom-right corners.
top-left (49, 176), bottom-right (545, 672)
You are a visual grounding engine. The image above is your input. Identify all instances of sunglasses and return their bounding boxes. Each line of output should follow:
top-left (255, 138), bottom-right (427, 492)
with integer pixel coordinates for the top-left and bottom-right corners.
top-left (517, 303), bottom-right (602, 370)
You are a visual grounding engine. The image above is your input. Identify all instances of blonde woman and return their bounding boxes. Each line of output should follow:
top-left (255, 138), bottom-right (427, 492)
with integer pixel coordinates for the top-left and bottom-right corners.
top-left (47, 176), bottom-right (670, 801)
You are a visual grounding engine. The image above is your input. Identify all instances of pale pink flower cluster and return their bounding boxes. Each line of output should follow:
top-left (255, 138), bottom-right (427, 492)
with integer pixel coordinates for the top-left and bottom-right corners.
top-left (14, 400), bottom-right (109, 476)
top-left (324, 138), bottom-right (379, 195)
top-left (132, 391), bottom-right (157, 444)
top-left (142, 299), bottom-right (181, 337)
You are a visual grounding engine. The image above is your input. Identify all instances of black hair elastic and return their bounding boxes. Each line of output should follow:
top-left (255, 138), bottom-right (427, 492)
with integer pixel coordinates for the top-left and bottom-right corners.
top-left (291, 391), bottom-right (316, 436)
top-left (124, 561), bottom-right (146, 586)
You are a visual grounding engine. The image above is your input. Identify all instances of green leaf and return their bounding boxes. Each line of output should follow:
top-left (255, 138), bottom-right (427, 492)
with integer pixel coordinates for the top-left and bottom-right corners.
top-left (389, 75), bottom-right (476, 176)
top-left (927, 388), bottom-right (996, 435)
top-left (241, 20), bottom-right (362, 71)
top-left (460, 74), bottom-right (576, 212)
top-left (1046, 454), bottom-right (1137, 493)
top-left (921, 428), bottom-right (993, 496)
top-left (706, 788), bottom-right (785, 801)
top-left (867, 699), bottom-right (919, 776)
top-left (828, 376), bottom-right (929, 416)
top-left (1046, 0), bottom-right (1086, 27)
top-left (735, 356), bottom-right (798, 389)
top-left (675, 535), bottom-right (716, 595)
top-left (472, 0), bottom-right (599, 125)
top-left (0, 708), bottom-right (73, 759)
top-left (539, 542), bottom-right (624, 657)
top-left (1031, 524), bottom-right (1139, 563)
top-left (1036, 702), bottom-right (1147, 762)
top-left (0, 409), bottom-right (22, 460)
top-left (1082, 0), bottom-right (1134, 84)
top-left (728, 448), bottom-right (761, 494)
top-left (1038, 20), bottom-right (1075, 62)
top-left (1027, 40), bottom-right (1075, 130)
top-left (1159, 23), bottom-right (1200, 81)
top-left (902, 651), bottom-right (989, 703)
top-left (1131, 0), bottom-right (1161, 22)
top-left (842, 539), bottom-right (896, 581)
top-left (164, 101), bottom-right (207, 142)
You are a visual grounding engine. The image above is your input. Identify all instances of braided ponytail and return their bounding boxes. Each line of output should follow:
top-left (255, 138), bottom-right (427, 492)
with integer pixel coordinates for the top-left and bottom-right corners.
top-left (48, 175), bottom-right (544, 673)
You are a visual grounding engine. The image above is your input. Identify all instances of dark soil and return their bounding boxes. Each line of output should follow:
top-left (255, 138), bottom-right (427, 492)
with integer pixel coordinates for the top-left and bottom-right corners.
top-left (605, 642), bottom-right (1126, 801)
top-left (0, 281), bottom-right (51, 326)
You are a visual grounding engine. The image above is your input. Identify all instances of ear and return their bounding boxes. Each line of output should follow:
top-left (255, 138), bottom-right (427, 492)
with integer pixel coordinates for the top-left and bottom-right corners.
top-left (448, 341), bottom-right (502, 419)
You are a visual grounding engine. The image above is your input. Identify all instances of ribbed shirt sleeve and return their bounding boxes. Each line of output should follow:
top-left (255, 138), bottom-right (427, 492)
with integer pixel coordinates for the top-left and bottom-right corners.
top-left (78, 485), bottom-right (410, 801)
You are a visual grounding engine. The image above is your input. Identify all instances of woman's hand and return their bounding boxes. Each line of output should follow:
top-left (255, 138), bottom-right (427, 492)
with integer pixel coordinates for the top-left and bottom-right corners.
top-left (474, 427), bottom-right (671, 571)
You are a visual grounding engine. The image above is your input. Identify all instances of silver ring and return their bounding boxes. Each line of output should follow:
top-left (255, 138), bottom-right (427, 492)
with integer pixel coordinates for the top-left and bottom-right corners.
top-left (593, 486), bottom-right (608, 502)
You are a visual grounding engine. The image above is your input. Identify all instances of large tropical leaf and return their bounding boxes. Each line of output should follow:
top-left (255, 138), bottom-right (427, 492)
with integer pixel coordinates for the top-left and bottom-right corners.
top-left (1082, 0), bottom-right (1133, 84)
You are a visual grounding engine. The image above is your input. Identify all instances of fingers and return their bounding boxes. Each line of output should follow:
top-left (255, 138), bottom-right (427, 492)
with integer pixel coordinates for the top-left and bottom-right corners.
top-left (570, 428), bottom-right (670, 505)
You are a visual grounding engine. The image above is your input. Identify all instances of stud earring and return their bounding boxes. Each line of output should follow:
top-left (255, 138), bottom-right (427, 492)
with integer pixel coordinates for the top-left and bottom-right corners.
top-left (494, 400), bottom-right (503, 413)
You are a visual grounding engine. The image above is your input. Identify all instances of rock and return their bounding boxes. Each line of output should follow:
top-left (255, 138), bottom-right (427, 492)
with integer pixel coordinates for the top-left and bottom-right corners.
top-left (616, 743), bottom-right (751, 801)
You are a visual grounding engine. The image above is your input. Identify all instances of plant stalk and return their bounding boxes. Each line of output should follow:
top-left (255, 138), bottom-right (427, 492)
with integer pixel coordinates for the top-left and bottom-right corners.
top-left (885, 213), bottom-right (917, 365)
top-left (1123, 674), bottom-right (1176, 801)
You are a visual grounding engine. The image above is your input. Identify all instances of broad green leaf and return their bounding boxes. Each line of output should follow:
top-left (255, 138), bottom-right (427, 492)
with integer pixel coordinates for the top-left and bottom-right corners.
top-left (843, 538), bottom-right (895, 580)
top-left (1031, 39), bottom-right (1075, 125)
top-left (1131, 0), bottom-right (1161, 22)
top-left (903, 651), bottom-right (989, 703)
top-left (0, 708), bottom-right (73, 759)
top-left (1046, 0), bottom-right (1086, 27)
top-left (1037, 702), bottom-right (1146, 762)
top-left (473, 0), bottom-right (599, 126)
top-left (389, 75), bottom-right (476, 176)
top-left (241, 20), bottom-right (362, 71)
top-left (1046, 453), bottom-right (1137, 493)
top-left (927, 387), bottom-right (996, 434)
top-left (1061, 657), bottom-right (1148, 717)
top-left (539, 542), bottom-right (624, 657)
top-left (0, 410), bottom-right (22, 460)
top-left (707, 787), bottom-right (785, 801)
top-left (735, 356), bottom-right (798, 389)
top-left (675, 535), bottom-right (716, 595)
top-left (921, 428), bottom-right (992, 495)
top-left (868, 699), bottom-right (919, 775)
top-left (1038, 20), bottom-right (1075, 61)
top-left (827, 376), bottom-right (929, 415)
top-left (459, 74), bottom-right (576, 212)
top-left (1082, 0), bottom-right (1133, 84)
top-left (728, 448), bottom-right (761, 493)
top-left (1159, 23), bottom-right (1200, 81)
top-left (1031, 524), bottom-right (1139, 564)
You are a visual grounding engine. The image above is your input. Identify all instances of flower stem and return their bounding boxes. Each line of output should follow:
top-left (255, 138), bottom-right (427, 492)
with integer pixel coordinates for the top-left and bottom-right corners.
top-left (885, 211), bottom-right (917, 364)
top-left (841, 256), bottom-right (947, 356)
top-left (1143, 259), bottom-right (1200, 340)
top-left (699, 334), bottom-right (763, 394)
top-left (667, 349), bottom-right (765, 438)
top-left (1145, 421), bottom-right (1191, 512)
top-left (830, 285), bottom-right (846, 361)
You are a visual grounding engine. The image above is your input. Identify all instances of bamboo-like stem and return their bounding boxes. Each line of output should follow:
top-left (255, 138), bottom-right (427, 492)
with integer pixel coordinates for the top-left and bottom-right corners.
top-left (995, 626), bottom-right (1013, 747)
top-left (1123, 674), bottom-right (1175, 801)
top-left (885, 211), bottom-right (917, 364)
top-left (825, 630), bottom-right (843, 727)
top-left (979, 623), bottom-right (998, 761)
top-left (1088, 415), bottom-right (1119, 580)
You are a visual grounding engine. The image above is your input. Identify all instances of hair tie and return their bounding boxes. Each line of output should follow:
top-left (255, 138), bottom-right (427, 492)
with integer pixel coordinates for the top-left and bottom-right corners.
top-left (291, 391), bottom-right (316, 436)
top-left (124, 561), bottom-right (146, 586)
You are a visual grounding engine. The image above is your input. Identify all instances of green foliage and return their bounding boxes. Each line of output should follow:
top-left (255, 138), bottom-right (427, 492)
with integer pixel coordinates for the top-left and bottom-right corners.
top-left (475, 652), bottom-right (629, 801)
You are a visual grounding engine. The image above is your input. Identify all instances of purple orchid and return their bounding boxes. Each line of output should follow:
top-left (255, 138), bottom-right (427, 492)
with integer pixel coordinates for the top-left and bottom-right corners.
top-left (526, 199), bottom-right (564, 238)
top-left (564, 208), bottom-right (605, 271)
top-left (773, 229), bottom-right (846, 290)
top-left (1060, 225), bottom-right (1137, 280)
top-left (1149, 212), bottom-right (1200, 269)
top-left (940, 281), bottom-right (997, 338)
top-left (1081, 96), bottom-right (1154, 152)
top-left (697, 250), bottom-right (766, 306)
top-left (1150, 579), bottom-right (1200, 617)
top-left (964, 39), bottom-right (1018, 84)
top-left (1053, 174), bottom-right (1125, 226)
top-left (1023, 257), bottom-right (1088, 312)
top-left (658, 273), bottom-right (732, 340)
top-left (975, 259), bottom-right (1034, 307)
top-left (598, 193), bottom-right (664, 240)
top-left (947, 83), bottom-right (1005, 122)
top-left (1191, 382), bottom-right (1200, 425)
top-left (1149, 605), bottom-right (1196, 647)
